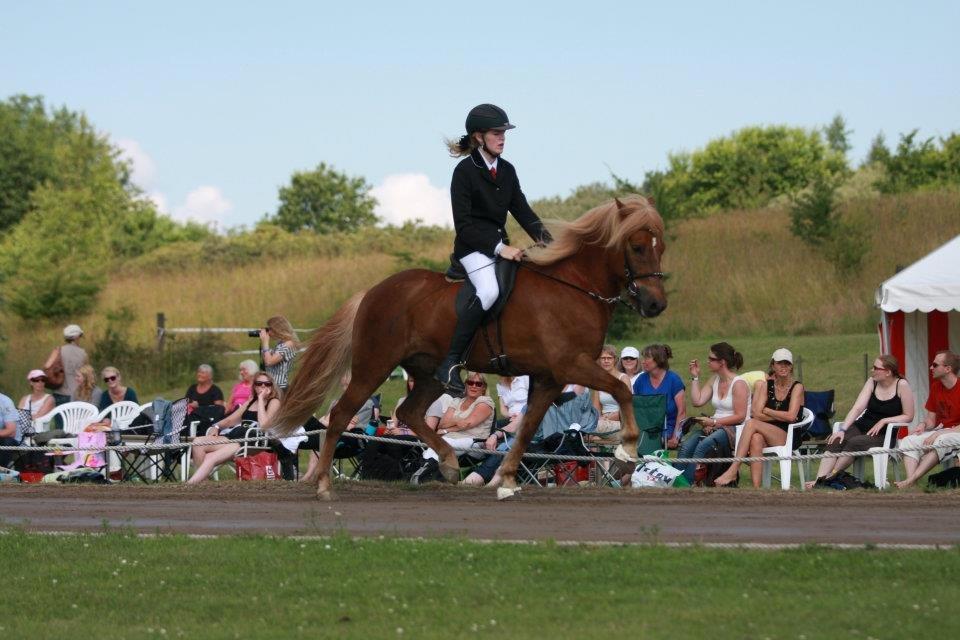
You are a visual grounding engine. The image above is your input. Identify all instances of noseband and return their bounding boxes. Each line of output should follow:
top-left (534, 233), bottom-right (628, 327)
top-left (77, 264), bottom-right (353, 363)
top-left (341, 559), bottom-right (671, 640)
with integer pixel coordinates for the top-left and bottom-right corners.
top-left (623, 254), bottom-right (665, 316)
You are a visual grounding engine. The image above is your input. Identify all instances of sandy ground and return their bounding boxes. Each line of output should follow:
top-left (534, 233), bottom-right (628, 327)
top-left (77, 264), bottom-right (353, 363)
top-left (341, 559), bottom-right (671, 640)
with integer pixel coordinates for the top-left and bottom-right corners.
top-left (2, 482), bottom-right (958, 545)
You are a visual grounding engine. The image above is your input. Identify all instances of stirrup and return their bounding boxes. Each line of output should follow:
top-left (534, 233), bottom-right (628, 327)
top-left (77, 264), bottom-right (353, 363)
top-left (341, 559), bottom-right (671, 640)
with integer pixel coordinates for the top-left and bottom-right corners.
top-left (438, 360), bottom-right (466, 390)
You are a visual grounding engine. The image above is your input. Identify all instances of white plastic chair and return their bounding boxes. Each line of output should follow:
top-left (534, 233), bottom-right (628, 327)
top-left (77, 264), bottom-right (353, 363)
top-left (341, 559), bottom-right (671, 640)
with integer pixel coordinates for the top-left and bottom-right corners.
top-left (33, 401), bottom-right (100, 443)
top-left (97, 401), bottom-right (142, 430)
top-left (759, 407), bottom-right (815, 490)
top-left (842, 421), bottom-right (907, 489)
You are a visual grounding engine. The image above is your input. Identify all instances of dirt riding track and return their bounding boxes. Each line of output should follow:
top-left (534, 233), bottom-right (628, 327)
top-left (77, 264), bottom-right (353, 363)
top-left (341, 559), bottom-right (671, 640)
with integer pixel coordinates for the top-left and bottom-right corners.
top-left (3, 483), bottom-right (959, 546)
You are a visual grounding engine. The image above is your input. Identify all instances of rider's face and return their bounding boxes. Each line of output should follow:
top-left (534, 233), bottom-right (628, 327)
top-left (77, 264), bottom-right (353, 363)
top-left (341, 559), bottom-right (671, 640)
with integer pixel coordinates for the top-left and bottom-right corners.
top-left (480, 130), bottom-right (506, 155)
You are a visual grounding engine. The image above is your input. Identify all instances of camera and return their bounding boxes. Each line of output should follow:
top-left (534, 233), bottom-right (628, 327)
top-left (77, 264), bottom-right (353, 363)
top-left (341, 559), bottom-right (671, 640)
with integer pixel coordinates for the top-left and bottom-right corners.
top-left (247, 328), bottom-right (265, 337)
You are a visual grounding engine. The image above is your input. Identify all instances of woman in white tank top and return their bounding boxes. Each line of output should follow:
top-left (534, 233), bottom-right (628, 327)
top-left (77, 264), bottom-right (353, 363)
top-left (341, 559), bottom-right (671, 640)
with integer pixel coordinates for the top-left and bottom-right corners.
top-left (676, 342), bottom-right (750, 484)
top-left (590, 344), bottom-right (632, 442)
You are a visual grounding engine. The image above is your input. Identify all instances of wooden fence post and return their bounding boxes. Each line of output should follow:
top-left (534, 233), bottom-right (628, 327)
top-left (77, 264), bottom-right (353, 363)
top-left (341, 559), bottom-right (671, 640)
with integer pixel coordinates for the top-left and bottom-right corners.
top-left (157, 312), bottom-right (166, 354)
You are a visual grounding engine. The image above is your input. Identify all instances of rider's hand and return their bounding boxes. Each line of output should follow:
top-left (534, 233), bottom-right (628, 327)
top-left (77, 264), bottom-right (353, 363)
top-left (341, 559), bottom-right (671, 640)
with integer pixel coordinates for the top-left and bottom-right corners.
top-left (499, 245), bottom-right (523, 262)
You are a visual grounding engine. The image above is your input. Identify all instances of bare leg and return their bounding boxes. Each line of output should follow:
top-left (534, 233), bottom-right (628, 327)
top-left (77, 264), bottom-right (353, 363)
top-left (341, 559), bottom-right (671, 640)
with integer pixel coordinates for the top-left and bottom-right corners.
top-left (187, 440), bottom-right (240, 484)
top-left (495, 375), bottom-right (563, 499)
top-left (747, 432), bottom-right (765, 488)
top-left (300, 451), bottom-right (321, 483)
top-left (896, 450), bottom-right (940, 488)
top-left (716, 420), bottom-right (787, 486)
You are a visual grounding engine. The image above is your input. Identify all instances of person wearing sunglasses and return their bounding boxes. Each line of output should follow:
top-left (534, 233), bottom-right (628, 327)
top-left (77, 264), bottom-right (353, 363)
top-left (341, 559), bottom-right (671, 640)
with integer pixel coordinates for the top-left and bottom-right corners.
top-left (677, 342), bottom-right (750, 485)
top-left (188, 372), bottom-right (282, 484)
top-left (804, 354), bottom-right (913, 488)
top-left (412, 371), bottom-right (494, 484)
top-left (896, 350), bottom-right (960, 488)
top-left (618, 346), bottom-right (643, 387)
top-left (19, 369), bottom-right (55, 421)
top-left (98, 367), bottom-right (138, 412)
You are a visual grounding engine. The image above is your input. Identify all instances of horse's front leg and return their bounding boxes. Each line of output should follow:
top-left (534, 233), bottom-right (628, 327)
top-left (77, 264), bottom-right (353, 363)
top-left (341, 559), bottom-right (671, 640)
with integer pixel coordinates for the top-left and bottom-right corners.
top-left (496, 376), bottom-right (563, 500)
top-left (566, 353), bottom-right (639, 463)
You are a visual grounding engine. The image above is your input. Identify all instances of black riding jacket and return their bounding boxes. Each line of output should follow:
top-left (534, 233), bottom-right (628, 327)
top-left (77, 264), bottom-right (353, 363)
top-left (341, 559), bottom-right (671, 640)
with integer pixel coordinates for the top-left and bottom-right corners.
top-left (450, 149), bottom-right (552, 259)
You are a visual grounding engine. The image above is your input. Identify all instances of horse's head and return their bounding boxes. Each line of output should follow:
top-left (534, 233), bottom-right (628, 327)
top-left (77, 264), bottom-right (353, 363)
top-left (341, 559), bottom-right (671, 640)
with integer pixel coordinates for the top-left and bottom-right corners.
top-left (616, 196), bottom-right (667, 318)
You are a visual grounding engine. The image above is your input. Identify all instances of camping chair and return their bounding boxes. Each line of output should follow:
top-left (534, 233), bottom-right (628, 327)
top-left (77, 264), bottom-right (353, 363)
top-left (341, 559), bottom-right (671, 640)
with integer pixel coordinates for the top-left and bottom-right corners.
top-left (797, 389), bottom-right (836, 477)
top-left (760, 407), bottom-right (815, 490)
top-left (119, 398), bottom-right (190, 482)
top-left (581, 395), bottom-right (667, 488)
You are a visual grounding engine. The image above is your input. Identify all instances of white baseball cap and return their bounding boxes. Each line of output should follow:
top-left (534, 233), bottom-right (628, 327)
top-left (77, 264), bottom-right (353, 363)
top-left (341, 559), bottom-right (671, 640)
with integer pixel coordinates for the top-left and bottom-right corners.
top-left (621, 346), bottom-right (640, 359)
top-left (63, 324), bottom-right (84, 339)
top-left (772, 348), bottom-right (793, 363)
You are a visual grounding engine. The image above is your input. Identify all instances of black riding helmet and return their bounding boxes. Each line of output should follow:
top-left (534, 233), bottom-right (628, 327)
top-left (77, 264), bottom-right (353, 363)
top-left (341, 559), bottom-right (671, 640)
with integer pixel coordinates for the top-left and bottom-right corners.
top-left (465, 103), bottom-right (516, 134)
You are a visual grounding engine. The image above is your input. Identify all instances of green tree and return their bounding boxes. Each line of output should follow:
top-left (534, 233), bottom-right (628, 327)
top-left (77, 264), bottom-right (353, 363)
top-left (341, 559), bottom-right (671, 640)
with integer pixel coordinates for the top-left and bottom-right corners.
top-left (271, 163), bottom-right (378, 233)
top-left (875, 130), bottom-right (945, 193)
top-left (824, 113), bottom-right (852, 156)
top-left (864, 132), bottom-right (891, 166)
top-left (640, 125), bottom-right (848, 219)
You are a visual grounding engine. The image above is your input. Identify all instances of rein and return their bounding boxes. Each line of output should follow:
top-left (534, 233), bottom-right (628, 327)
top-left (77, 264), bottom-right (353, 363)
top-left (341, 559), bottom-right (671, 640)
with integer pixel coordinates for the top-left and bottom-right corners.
top-left (516, 252), bottom-right (664, 314)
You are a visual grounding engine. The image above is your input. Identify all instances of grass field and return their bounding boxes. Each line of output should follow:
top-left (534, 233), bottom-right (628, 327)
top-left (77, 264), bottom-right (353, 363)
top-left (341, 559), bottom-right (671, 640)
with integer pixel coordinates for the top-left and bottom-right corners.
top-left (2, 529), bottom-right (957, 638)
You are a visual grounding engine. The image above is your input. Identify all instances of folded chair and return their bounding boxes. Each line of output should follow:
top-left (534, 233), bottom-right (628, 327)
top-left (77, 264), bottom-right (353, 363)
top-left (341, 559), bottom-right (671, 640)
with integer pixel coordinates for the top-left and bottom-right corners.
top-left (119, 398), bottom-right (190, 482)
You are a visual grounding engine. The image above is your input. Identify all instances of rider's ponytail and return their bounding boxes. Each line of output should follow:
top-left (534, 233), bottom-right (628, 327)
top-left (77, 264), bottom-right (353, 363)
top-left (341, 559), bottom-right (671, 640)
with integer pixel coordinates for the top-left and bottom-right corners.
top-left (446, 133), bottom-right (477, 158)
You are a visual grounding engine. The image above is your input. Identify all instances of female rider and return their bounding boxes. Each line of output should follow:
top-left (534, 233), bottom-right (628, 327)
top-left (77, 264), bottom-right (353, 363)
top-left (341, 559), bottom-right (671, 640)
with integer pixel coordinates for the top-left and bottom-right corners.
top-left (435, 104), bottom-right (552, 395)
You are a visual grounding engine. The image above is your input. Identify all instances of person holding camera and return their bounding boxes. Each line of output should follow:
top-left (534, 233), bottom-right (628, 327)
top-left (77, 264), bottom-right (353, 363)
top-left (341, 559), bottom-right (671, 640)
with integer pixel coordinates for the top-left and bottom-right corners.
top-left (257, 316), bottom-right (299, 390)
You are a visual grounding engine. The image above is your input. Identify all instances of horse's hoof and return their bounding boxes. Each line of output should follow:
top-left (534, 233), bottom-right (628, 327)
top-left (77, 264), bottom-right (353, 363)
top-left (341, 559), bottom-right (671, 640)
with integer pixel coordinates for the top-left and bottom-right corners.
top-left (439, 463), bottom-right (460, 484)
top-left (316, 490), bottom-right (335, 501)
top-left (496, 486), bottom-right (521, 501)
top-left (614, 445), bottom-right (638, 463)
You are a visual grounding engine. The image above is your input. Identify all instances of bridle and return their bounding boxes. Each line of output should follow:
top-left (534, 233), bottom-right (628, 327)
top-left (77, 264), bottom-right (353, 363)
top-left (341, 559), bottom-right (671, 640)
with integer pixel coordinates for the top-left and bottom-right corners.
top-left (517, 239), bottom-right (665, 315)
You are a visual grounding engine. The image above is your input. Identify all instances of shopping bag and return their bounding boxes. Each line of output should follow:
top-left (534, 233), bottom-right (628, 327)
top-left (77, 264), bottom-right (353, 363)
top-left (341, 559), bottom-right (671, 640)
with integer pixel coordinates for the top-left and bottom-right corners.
top-left (235, 451), bottom-right (279, 480)
top-left (630, 458), bottom-right (688, 488)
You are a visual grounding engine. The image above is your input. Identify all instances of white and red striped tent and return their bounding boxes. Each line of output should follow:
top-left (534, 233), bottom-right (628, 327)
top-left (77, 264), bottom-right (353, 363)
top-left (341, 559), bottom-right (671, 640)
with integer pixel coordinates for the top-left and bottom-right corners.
top-left (877, 234), bottom-right (960, 426)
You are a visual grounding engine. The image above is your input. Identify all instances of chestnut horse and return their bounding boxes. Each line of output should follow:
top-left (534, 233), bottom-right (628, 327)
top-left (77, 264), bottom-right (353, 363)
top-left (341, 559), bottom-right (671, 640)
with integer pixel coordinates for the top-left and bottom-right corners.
top-left (272, 195), bottom-right (667, 499)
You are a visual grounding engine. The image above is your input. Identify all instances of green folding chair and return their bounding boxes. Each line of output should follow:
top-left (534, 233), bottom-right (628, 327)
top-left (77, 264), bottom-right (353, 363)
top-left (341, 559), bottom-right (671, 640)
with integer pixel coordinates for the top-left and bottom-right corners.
top-left (633, 394), bottom-right (667, 458)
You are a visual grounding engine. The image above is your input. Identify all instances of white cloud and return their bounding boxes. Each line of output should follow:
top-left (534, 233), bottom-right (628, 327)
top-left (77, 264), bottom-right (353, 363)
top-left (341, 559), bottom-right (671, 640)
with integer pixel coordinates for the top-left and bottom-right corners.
top-left (172, 186), bottom-right (232, 227)
top-left (116, 138), bottom-right (157, 188)
top-left (148, 191), bottom-right (169, 214)
top-left (371, 173), bottom-right (451, 227)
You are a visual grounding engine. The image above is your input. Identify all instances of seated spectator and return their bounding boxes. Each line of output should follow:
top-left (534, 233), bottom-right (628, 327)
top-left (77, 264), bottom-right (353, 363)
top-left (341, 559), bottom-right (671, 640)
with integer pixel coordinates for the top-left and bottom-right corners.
top-left (187, 371), bottom-right (281, 484)
top-left (715, 348), bottom-right (806, 487)
top-left (0, 391), bottom-right (21, 469)
top-left (300, 372), bottom-right (375, 483)
top-left (618, 346), bottom-right (642, 387)
top-left (805, 354), bottom-right (914, 488)
top-left (71, 365), bottom-right (103, 406)
top-left (19, 369), bottom-right (55, 420)
top-left (633, 344), bottom-right (686, 449)
top-left (226, 360), bottom-right (258, 413)
top-left (98, 367), bottom-right (138, 414)
top-left (411, 372), bottom-right (495, 483)
top-left (495, 374), bottom-right (529, 438)
top-left (386, 377), bottom-right (451, 436)
top-left (590, 345), bottom-right (632, 442)
top-left (676, 342), bottom-right (750, 485)
top-left (896, 350), bottom-right (960, 488)
top-left (185, 364), bottom-right (226, 427)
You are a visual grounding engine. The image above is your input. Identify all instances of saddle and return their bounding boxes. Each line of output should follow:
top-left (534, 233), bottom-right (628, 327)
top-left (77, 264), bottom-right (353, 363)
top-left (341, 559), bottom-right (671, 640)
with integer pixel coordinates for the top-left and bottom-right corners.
top-left (445, 254), bottom-right (519, 374)
top-left (446, 254), bottom-right (519, 322)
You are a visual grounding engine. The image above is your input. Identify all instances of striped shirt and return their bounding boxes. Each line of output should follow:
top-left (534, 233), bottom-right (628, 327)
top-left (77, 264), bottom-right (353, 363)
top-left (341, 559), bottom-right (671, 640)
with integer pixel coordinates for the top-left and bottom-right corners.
top-left (266, 342), bottom-right (296, 390)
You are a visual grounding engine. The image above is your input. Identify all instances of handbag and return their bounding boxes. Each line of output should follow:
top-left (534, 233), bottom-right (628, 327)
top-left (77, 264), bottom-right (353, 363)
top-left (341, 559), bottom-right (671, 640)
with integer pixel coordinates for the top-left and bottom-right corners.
top-left (44, 347), bottom-right (65, 389)
top-left (235, 451), bottom-right (279, 480)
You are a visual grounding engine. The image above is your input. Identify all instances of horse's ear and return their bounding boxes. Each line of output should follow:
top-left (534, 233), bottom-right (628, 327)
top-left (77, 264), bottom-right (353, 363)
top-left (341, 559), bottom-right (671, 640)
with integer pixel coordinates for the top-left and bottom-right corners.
top-left (645, 195), bottom-right (656, 207)
top-left (614, 197), bottom-right (629, 217)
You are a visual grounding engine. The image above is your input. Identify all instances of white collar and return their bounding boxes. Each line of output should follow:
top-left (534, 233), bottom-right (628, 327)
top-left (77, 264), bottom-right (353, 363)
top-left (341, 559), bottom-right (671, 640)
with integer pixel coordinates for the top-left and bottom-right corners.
top-left (477, 146), bottom-right (499, 171)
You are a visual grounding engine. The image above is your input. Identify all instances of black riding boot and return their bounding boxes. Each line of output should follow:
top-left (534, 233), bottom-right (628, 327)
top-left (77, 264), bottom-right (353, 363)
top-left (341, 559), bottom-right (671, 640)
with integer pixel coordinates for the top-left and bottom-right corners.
top-left (434, 295), bottom-right (485, 396)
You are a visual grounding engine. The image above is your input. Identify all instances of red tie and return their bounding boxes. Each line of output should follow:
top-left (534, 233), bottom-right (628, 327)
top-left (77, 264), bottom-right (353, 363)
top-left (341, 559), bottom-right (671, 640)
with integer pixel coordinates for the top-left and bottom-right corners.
top-left (490, 167), bottom-right (497, 180)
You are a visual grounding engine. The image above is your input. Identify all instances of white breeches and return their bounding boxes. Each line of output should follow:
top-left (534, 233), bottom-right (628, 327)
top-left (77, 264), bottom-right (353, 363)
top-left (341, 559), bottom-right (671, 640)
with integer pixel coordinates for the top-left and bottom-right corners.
top-left (460, 251), bottom-right (499, 311)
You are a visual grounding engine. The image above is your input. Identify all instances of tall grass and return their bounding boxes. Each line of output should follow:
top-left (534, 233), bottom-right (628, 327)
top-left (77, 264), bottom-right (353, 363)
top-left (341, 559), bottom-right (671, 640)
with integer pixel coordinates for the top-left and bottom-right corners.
top-left (1, 189), bottom-right (957, 397)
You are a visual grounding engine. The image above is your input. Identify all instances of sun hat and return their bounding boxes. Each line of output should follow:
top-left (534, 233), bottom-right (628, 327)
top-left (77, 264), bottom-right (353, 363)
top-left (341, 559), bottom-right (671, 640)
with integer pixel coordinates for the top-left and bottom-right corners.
top-left (27, 369), bottom-right (46, 381)
top-left (620, 346), bottom-right (640, 359)
top-left (772, 348), bottom-right (793, 363)
top-left (63, 324), bottom-right (84, 339)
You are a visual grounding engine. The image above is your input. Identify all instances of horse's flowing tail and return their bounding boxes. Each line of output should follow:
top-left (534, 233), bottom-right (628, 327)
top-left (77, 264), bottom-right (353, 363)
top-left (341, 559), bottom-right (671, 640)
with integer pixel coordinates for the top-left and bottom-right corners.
top-left (272, 290), bottom-right (366, 436)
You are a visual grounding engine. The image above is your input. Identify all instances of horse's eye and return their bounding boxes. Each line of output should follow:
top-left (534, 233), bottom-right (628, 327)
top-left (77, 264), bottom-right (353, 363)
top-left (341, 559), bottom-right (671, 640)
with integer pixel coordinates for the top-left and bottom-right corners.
top-left (631, 245), bottom-right (645, 254)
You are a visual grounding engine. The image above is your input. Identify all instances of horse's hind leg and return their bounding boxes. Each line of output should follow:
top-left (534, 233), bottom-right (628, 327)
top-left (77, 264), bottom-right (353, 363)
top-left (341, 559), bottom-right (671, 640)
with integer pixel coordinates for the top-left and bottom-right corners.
top-left (314, 369), bottom-right (389, 499)
top-left (495, 376), bottom-right (563, 500)
top-left (395, 366), bottom-right (460, 483)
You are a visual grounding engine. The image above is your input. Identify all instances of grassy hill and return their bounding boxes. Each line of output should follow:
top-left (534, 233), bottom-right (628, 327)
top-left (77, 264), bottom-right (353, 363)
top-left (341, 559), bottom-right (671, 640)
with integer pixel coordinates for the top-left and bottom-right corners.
top-left (2, 187), bottom-right (958, 416)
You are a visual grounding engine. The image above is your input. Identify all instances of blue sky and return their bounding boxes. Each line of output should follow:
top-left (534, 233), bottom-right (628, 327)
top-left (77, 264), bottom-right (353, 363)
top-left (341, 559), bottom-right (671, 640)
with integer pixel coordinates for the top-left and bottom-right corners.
top-left (2, 1), bottom-right (957, 229)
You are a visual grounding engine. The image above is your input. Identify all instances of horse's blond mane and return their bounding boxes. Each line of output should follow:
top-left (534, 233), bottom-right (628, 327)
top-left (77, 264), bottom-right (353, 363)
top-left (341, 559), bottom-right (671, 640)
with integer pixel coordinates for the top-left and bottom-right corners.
top-left (524, 194), bottom-right (664, 266)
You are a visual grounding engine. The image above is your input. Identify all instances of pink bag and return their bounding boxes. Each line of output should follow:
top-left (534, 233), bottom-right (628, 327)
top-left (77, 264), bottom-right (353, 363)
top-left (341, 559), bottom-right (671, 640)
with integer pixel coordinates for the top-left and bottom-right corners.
top-left (57, 431), bottom-right (107, 471)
